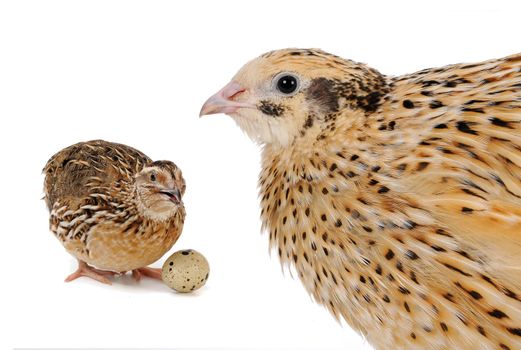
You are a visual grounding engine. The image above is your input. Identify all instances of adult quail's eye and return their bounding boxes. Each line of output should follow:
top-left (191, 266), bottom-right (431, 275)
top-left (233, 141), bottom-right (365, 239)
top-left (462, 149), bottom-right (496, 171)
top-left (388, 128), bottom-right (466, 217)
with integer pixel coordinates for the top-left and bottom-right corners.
top-left (150, 174), bottom-right (156, 182)
top-left (276, 74), bottom-right (299, 94)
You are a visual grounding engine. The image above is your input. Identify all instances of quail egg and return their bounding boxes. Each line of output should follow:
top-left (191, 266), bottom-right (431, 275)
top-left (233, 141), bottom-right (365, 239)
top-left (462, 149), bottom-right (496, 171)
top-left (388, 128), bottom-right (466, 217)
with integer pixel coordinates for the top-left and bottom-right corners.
top-left (162, 249), bottom-right (209, 293)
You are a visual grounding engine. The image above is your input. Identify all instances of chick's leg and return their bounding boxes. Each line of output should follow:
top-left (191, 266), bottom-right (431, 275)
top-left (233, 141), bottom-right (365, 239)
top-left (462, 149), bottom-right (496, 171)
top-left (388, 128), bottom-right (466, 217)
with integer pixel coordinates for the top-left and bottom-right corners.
top-left (131, 267), bottom-right (162, 282)
top-left (65, 260), bottom-right (117, 285)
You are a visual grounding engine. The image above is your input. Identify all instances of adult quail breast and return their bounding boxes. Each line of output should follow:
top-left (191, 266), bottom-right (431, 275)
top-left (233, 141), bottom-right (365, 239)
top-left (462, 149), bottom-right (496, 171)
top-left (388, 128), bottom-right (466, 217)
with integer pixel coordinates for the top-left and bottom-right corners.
top-left (43, 140), bottom-right (186, 284)
top-left (201, 49), bottom-right (521, 350)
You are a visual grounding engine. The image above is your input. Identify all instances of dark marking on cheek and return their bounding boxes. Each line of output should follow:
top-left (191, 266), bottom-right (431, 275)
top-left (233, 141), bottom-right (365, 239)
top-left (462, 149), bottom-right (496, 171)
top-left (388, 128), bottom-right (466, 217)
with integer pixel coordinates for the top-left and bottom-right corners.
top-left (259, 100), bottom-right (285, 117)
top-left (304, 66), bottom-right (390, 118)
top-left (306, 78), bottom-right (339, 113)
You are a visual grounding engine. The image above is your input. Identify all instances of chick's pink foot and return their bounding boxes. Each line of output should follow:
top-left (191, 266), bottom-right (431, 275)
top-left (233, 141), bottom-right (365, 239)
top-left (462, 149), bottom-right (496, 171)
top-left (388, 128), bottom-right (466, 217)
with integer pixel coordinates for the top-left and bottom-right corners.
top-left (131, 267), bottom-right (162, 282)
top-left (65, 260), bottom-right (117, 285)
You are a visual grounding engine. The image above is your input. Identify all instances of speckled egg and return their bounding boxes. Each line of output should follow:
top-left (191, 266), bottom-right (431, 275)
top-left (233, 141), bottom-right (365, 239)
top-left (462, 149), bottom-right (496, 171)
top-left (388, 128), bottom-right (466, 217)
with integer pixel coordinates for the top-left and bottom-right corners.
top-left (161, 249), bottom-right (210, 293)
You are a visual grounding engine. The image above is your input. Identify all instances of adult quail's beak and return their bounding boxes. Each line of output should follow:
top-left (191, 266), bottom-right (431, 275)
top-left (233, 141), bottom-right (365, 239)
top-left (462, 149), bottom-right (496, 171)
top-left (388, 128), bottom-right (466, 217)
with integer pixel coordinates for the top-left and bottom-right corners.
top-left (160, 189), bottom-right (182, 204)
top-left (199, 81), bottom-right (254, 116)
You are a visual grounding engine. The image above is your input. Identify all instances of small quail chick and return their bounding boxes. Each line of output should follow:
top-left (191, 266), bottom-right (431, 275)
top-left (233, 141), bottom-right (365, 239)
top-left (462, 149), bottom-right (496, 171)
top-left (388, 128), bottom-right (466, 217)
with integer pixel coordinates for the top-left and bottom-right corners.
top-left (43, 140), bottom-right (186, 284)
top-left (201, 49), bottom-right (521, 349)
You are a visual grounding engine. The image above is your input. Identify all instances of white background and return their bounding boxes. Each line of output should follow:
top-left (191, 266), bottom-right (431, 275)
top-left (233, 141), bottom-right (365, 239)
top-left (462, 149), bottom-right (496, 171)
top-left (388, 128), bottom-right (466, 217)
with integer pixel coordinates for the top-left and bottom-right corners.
top-left (2, 1), bottom-right (520, 349)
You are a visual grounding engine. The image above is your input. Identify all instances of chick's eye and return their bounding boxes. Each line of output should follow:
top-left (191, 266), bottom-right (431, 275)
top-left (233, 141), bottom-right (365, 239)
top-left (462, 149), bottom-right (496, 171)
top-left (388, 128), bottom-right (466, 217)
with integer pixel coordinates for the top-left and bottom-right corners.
top-left (276, 75), bottom-right (298, 94)
top-left (150, 174), bottom-right (156, 182)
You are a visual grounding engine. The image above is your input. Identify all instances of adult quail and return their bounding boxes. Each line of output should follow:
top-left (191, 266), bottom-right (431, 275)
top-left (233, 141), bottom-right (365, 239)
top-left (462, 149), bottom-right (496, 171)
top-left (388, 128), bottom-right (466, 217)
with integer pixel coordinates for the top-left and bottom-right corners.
top-left (43, 140), bottom-right (186, 284)
top-left (201, 49), bottom-right (521, 350)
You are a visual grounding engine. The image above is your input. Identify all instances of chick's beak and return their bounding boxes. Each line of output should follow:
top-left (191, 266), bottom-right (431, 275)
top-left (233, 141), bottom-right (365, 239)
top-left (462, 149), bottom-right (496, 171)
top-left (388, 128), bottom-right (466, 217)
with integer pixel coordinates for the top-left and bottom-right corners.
top-left (160, 188), bottom-right (182, 204)
top-left (199, 81), bottom-right (254, 117)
